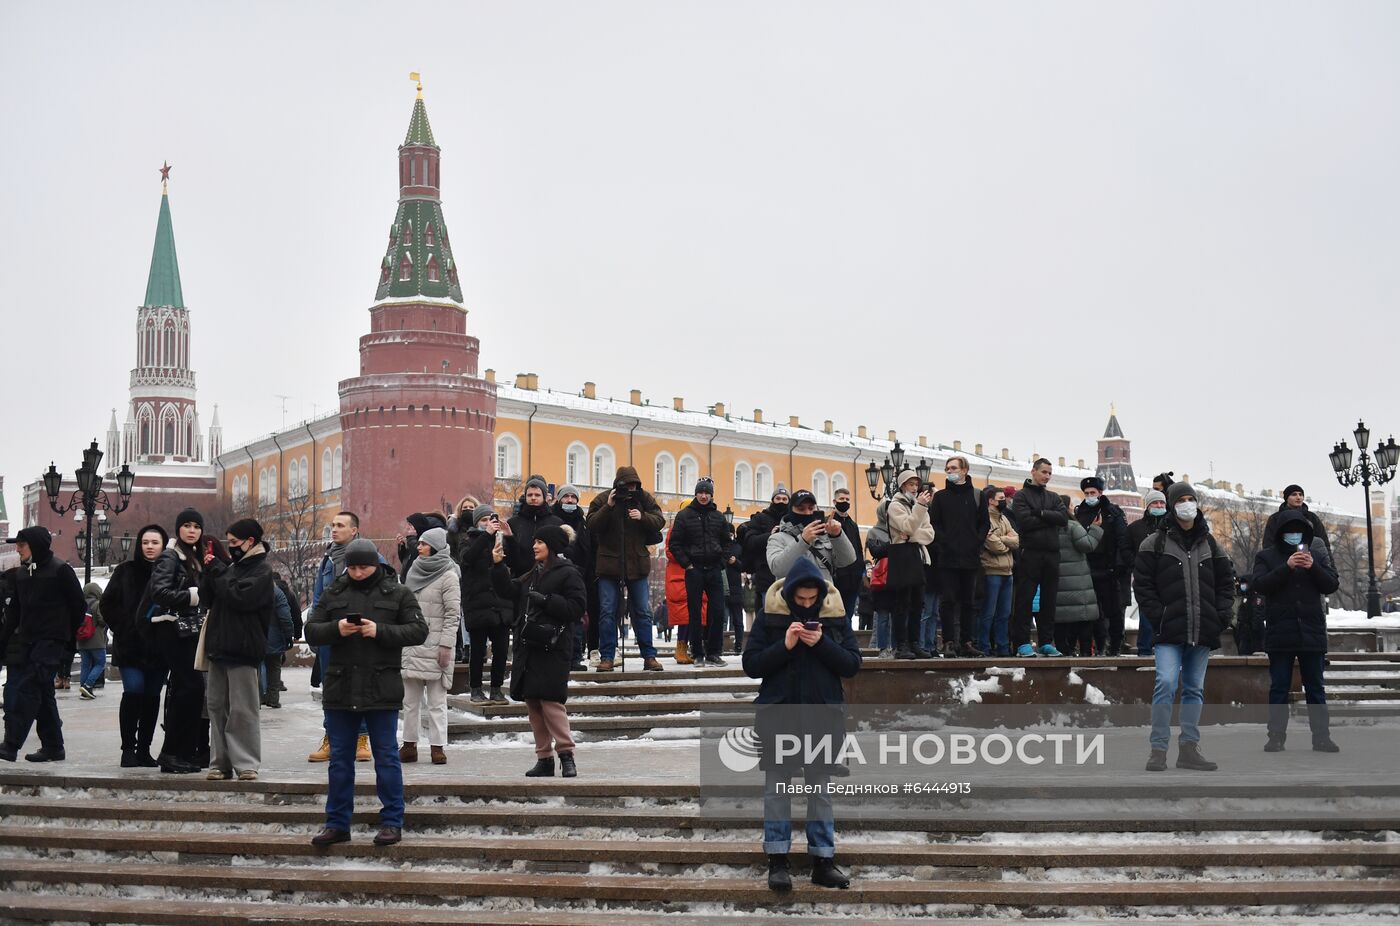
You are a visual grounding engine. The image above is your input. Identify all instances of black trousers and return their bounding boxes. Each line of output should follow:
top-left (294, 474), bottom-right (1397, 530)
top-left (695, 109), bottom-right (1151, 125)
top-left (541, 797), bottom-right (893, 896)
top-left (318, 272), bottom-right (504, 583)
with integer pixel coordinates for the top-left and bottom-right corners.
top-left (153, 624), bottom-right (205, 761)
top-left (1012, 549), bottom-right (1060, 648)
top-left (727, 594), bottom-right (746, 652)
top-left (1054, 621), bottom-right (1094, 656)
top-left (891, 584), bottom-right (924, 648)
top-left (469, 624), bottom-right (510, 689)
top-left (3, 656), bottom-right (63, 751)
top-left (939, 567), bottom-right (979, 648)
top-left (1091, 574), bottom-right (1125, 654)
top-left (685, 566), bottom-right (727, 659)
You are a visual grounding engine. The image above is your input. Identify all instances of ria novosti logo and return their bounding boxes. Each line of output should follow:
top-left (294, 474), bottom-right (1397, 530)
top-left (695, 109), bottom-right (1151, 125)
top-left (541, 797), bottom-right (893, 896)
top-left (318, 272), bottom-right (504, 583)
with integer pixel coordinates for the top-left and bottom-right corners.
top-left (717, 726), bottom-right (762, 772)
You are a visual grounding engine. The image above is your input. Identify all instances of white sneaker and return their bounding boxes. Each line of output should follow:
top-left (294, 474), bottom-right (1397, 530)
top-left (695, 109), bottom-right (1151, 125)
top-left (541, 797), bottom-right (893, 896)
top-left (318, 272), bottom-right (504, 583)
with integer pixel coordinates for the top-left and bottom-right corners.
top-left (588, 649), bottom-right (601, 667)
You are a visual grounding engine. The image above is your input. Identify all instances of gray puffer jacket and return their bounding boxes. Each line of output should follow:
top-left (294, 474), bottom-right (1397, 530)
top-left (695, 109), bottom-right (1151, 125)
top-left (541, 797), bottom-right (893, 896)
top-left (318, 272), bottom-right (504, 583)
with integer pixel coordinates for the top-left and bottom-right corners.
top-left (1054, 520), bottom-right (1102, 625)
top-left (400, 566), bottom-right (461, 686)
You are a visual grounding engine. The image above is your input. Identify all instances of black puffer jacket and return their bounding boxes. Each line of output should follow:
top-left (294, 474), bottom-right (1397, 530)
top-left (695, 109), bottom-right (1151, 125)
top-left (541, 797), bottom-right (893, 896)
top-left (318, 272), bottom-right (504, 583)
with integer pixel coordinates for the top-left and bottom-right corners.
top-left (1263, 502), bottom-right (1332, 557)
top-left (304, 565), bottom-right (428, 712)
top-left (1079, 498), bottom-right (1133, 579)
top-left (1250, 510), bottom-right (1339, 653)
top-left (140, 541), bottom-right (205, 632)
top-left (1133, 515), bottom-right (1235, 649)
top-left (493, 556), bottom-right (587, 703)
top-left (668, 500), bottom-right (734, 569)
top-left (738, 503), bottom-right (786, 592)
top-left (199, 547), bottom-right (275, 668)
top-left (505, 504), bottom-right (563, 578)
top-left (930, 479), bottom-right (982, 569)
top-left (100, 527), bottom-right (167, 668)
top-left (1010, 480), bottom-right (1069, 554)
top-left (459, 529), bottom-right (513, 631)
top-left (5, 543), bottom-right (85, 665)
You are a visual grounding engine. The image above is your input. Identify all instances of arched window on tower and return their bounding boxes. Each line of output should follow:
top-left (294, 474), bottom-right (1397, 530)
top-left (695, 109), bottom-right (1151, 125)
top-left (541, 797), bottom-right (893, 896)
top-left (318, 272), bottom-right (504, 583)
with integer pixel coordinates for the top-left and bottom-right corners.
top-left (426, 255), bottom-right (440, 283)
top-left (425, 224), bottom-right (435, 247)
top-left (138, 406), bottom-right (154, 456)
top-left (163, 325), bottom-right (174, 367)
top-left (403, 220), bottom-right (413, 244)
top-left (399, 254), bottom-right (412, 281)
top-left (160, 407), bottom-right (177, 455)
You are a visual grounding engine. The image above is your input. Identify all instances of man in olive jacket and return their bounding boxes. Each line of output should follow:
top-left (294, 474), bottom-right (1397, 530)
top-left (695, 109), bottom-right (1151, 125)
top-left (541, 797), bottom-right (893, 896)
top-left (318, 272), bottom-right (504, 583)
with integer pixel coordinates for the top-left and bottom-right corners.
top-left (586, 465), bottom-right (665, 672)
top-left (304, 538), bottom-right (428, 848)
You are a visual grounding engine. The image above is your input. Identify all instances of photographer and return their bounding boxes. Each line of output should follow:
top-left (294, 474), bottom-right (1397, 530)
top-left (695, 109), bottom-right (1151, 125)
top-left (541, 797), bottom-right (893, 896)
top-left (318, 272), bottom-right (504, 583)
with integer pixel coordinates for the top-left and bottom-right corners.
top-left (743, 557), bottom-right (861, 892)
top-left (586, 466), bottom-right (665, 672)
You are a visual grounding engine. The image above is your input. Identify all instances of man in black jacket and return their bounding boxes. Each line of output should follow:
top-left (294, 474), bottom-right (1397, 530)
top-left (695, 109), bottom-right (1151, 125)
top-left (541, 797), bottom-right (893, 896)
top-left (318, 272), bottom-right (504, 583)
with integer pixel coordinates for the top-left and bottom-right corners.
top-left (1009, 460), bottom-right (1069, 657)
top-left (199, 519), bottom-right (275, 781)
top-left (931, 456), bottom-right (983, 656)
top-left (0, 527), bottom-right (85, 762)
top-left (1262, 485), bottom-right (1332, 558)
top-left (738, 488), bottom-right (789, 601)
top-left (505, 477), bottom-right (563, 578)
top-left (1134, 482), bottom-right (1234, 772)
top-left (305, 538), bottom-right (428, 847)
top-left (1127, 489), bottom-right (1169, 655)
top-left (668, 478), bottom-right (734, 666)
top-left (830, 486), bottom-right (863, 631)
top-left (1079, 477), bottom-right (1133, 656)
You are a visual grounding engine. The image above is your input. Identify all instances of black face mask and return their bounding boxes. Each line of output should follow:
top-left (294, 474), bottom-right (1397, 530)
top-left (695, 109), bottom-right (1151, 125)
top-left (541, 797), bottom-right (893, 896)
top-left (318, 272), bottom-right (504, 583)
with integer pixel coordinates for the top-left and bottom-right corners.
top-left (997, 501), bottom-right (1009, 513)
top-left (771, 502), bottom-right (789, 518)
top-left (834, 501), bottom-right (851, 514)
top-left (229, 544), bottom-right (247, 563)
top-left (789, 598), bottom-right (822, 622)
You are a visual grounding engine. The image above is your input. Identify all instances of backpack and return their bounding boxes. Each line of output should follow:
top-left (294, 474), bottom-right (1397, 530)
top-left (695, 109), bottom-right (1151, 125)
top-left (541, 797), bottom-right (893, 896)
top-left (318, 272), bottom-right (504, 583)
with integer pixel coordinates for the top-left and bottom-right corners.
top-left (76, 612), bottom-right (96, 643)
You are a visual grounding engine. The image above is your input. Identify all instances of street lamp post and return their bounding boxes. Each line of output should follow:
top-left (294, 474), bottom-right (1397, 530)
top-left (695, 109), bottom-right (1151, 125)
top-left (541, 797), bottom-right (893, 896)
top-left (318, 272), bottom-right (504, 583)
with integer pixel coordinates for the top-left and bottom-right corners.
top-left (864, 441), bottom-right (933, 500)
top-left (1329, 420), bottom-right (1399, 618)
top-left (44, 439), bottom-right (135, 583)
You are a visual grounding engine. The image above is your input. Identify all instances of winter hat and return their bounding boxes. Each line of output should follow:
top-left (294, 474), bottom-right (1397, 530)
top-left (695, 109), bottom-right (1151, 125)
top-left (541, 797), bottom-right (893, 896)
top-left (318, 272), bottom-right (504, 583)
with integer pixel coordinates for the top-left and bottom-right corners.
top-left (175, 508), bottom-right (205, 531)
top-left (534, 524), bottom-right (571, 555)
top-left (1166, 482), bottom-right (1197, 510)
top-left (772, 484), bottom-right (789, 500)
top-left (226, 518), bottom-right (264, 543)
top-left (694, 477), bottom-right (715, 496)
top-left (556, 483), bottom-right (581, 502)
top-left (790, 489), bottom-right (817, 508)
top-left (419, 527), bottom-right (449, 554)
top-left (895, 469), bottom-right (920, 490)
top-left (7, 525), bottom-right (52, 557)
top-left (1283, 484), bottom-right (1305, 499)
top-left (1080, 476), bottom-right (1105, 493)
top-left (406, 512), bottom-right (445, 536)
top-left (1142, 489), bottom-right (1166, 509)
top-left (471, 504), bottom-right (498, 526)
top-left (344, 538), bottom-right (381, 568)
top-left (523, 474), bottom-right (550, 497)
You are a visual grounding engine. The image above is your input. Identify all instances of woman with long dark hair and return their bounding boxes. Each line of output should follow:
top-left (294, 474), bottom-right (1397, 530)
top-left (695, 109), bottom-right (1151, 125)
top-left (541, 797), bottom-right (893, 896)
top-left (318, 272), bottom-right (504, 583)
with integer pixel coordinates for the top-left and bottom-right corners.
top-left (100, 524), bottom-right (169, 767)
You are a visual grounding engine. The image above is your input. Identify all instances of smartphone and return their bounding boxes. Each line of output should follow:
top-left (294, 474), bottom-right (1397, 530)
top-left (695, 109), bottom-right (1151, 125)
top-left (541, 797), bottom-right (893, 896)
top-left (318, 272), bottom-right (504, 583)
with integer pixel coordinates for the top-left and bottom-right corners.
top-left (1298, 544), bottom-right (1309, 554)
top-left (347, 613), bottom-right (364, 625)
top-left (548, 482), bottom-right (557, 498)
top-left (803, 620), bottom-right (822, 631)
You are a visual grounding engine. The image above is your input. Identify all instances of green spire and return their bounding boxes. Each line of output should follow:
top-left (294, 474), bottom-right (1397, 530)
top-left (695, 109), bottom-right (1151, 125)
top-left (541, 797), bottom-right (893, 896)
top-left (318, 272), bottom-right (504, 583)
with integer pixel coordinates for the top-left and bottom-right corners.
top-left (143, 190), bottom-right (184, 308)
top-left (404, 98), bottom-right (437, 147)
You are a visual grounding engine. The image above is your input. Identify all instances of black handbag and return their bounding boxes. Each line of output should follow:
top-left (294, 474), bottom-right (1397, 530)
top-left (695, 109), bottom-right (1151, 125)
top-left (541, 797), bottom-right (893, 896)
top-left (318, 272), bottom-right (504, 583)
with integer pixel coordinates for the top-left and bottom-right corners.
top-left (517, 590), bottom-right (566, 651)
top-left (885, 542), bottom-right (925, 590)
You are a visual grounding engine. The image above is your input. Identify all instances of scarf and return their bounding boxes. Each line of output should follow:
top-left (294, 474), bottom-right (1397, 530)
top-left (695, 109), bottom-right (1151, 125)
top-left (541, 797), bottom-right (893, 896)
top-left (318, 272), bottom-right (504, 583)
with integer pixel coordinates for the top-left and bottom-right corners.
top-left (326, 541), bottom-right (349, 578)
top-left (405, 548), bottom-right (458, 593)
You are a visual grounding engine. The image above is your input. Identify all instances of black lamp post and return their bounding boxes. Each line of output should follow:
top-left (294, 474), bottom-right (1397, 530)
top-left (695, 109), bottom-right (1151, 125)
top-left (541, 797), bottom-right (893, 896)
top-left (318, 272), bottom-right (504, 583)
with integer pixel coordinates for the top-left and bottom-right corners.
top-left (916, 458), bottom-right (933, 487)
top-left (120, 531), bottom-right (134, 559)
top-left (1329, 420), bottom-right (1399, 618)
top-left (44, 439), bottom-right (135, 583)
top-left (866, 441), bottom-right (931, 500)
top-left (722, 506), bottom-right (734, 527)
top-left (98, 518), bottom-right (112, 566)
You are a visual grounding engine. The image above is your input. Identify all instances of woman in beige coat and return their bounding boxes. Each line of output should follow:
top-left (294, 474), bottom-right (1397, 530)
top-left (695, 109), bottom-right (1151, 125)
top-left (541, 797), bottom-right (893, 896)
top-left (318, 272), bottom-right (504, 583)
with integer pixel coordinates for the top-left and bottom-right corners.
top-left (884, 470), bottom-right (935, 660)
top-left (977, 487), bottom-right (1020, 656)
top-left (400, 528), bottom-right (461, 764)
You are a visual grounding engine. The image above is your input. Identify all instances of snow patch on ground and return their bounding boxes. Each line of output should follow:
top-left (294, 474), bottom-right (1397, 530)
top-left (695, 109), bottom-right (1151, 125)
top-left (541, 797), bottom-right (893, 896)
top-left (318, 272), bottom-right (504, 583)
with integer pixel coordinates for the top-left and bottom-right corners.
top-left (950, 675), bottom-right (1003, 704)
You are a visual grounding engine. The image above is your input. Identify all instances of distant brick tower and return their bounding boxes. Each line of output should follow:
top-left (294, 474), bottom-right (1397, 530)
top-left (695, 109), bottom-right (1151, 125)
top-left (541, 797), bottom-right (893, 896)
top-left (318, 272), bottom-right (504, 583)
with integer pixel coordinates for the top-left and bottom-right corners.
top-left (1097, 406), bottom-right (1142, 520)
top-left (338, 80), bottom-right (497, 541)
top-left (121, 168), bottom-right (203, 465)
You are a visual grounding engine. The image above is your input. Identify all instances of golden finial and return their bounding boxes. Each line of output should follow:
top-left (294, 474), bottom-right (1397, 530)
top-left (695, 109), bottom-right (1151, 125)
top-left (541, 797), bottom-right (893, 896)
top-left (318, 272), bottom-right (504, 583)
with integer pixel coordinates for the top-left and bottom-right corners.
top-left (1110, 402), bottom-right (1116, 417)
top-left (409, 71), bottom-right (422, 99)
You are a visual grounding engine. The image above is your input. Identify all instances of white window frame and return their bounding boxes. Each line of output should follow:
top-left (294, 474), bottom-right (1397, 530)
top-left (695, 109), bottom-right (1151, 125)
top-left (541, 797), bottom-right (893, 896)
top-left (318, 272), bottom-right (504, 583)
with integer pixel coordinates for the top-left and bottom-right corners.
top-left (593, 445), bottom-right (616, 488)
top-left (734, 461), bottom-right (752, 500)
top-left (496, 434), bottom-right (521, 480)
top-left (654, 452), bottom-right (676, 495)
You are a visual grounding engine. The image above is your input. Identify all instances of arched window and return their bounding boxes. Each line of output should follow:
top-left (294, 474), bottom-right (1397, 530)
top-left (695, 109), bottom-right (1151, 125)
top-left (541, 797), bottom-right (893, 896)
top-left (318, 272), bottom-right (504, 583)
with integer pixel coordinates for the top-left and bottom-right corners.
top-left (160, 406), bottom-right (178, 455)
top-left (287, 459), bottom-right (299, 499)
top-left (831, 471), bottom-right (848, 496)
top-left (163, 325), bottom-right (174, 367)
top-left (426, 255), bottom-right (440, 282)
top-left (322, 449), bottom-right (333, 491)
top-left (332, 446), bottom-right (343, 488)
top-left (267, 466), bottom-right (277, 506)
top-left (654, 452), bottom-right (676, 494)
top-left (399, 254), bottom-right (412, 281)
top-left (299, 456), bottom-right (309, 496)
top-left (734, 462), bottom-right (752, 500)
top-left (566, 442), bottom-right (589, 486)
top-left (258, 468), bottom-right (268, 505)
top-left (678, 456), bottom-right (699, 495)
top-left (403, 219), bottom-right (413, 244)
top-left (593, 446), bottom-right (616, 488)
top-left (812, 471), bottom-right (829, 507)
top-left (425, 224), bottom-right (435, 247)
top-left (495, 434), bottom-right (521, 480)
top-left (755, 464), bottom-right (774, 501)
top-left (1104, 447), bottom-right (1115, 459)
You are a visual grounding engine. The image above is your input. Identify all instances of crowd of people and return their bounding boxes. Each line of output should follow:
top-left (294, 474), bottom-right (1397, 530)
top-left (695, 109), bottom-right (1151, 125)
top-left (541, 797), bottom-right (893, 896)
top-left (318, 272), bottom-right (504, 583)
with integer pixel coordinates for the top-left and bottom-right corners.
top-left (0, 459), bottom-right (1345, 868)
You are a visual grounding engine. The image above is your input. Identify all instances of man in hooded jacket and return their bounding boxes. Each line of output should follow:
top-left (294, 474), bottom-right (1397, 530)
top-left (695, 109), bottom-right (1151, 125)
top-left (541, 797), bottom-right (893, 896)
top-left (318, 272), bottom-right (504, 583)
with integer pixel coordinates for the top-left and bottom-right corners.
top-left (1262, 485), bottom-right (1332, 558)
top-left (586, 465), bottom-right (665, 672)
top-left (0, 527), bottom-right (85, 762)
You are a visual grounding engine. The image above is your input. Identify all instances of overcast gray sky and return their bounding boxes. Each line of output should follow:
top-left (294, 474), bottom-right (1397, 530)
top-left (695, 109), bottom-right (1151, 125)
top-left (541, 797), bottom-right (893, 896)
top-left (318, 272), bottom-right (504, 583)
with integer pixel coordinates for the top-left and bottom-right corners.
top-left (3, 1), bottom-right (1398, 520)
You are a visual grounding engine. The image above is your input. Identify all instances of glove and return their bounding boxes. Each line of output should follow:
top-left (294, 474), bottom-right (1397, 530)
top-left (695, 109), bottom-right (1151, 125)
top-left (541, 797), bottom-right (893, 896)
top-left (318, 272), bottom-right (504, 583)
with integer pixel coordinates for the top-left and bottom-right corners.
top-left (437, 646), bottom-right (453, 670)
top-left (526, 590), bottom-right (548, 611)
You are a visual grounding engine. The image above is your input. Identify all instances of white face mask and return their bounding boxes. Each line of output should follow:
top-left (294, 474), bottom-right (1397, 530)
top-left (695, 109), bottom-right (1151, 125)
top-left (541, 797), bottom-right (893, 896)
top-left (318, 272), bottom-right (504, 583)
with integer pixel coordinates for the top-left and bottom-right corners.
top-left (1174, 501), bottom-right (1198, 521)
top-left (946, 472), bottom-right (962, 485)
top-left (1083, 496), bottom-right (1101, 507)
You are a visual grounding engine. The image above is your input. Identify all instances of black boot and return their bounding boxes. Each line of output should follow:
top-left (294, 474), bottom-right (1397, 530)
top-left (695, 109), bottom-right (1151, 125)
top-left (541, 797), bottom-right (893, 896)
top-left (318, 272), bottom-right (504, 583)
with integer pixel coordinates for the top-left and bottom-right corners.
top-left (1176, 741), bottom-right (1218, 771)
top-left (558, 752), bottom-right (577, 778)
top-left (811, 856), bottom-right (851, 889)
top-left (1145, 749), bottom-right (1167, 772)
top-left (118, 693), bottom-right (141, 759)
top-left (1264, 733), bottom-right (1286, 753)
top-left (1313, 737), bottom-right (1340, 753)
top-left (138, 694), bottom-right (161, 765)
top-left (767, 854), bottom-right (792, 892)
top-left (525, 756), bottom-right (555, 777)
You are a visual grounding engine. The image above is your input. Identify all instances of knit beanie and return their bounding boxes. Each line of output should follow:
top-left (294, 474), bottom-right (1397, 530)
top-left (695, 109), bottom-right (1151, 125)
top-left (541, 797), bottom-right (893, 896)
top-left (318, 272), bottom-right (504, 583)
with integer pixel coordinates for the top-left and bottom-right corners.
top-left (694, 477), bottom-right (715, 496)
top-left (524, 474), bottom-right (550, 497)
top-left (556, 483), bottom-right (581, 502)
top-left (345, 538), bottom-right (381, 567)
top-left (471, 504), bottom-right (497, 526)
top-left (1142, 489), bottom-right (1166, 509)
top-left (535, 524), bottom-right (571, 555)
top-left (895, 469), bottom-right (919, 490)
top-left (1283, 484), bottom-right (1305, 499)
top-left (175, 508), bottom-right (205, 531)
top-left (1166, 482), bottom-right (1197, 509)
top-left (419, 527), bottom-right (449, 554)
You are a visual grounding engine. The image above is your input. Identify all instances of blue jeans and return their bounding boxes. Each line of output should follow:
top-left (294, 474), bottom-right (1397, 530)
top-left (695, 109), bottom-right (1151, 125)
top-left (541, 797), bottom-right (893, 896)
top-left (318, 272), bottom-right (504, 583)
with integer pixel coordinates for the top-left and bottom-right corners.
top-left (118, 664), bottom-right (166, 696)
top-left (978, 575), bottom-right (1014, 655)
top-left (763, 765), bottom-right (835, 858)
top-left (873, 610), bottom-right (891, 651)
top-left (324, 708), bottom-right (403, 830)
top-left (1268, 652), bottom-right (1329, 740)
top-left (1150, 644), bottom-right (1210, 751)
top-left (79, 650), bottom-right (107, 689)
top-left (597, 576), bottom-right (657, 661)
top-left (919, 592), bottom-right (940, 650)
top-left (319, 647), bottom-right (367, 735)
top-left (1137, 612), bottom-right (1156, 655)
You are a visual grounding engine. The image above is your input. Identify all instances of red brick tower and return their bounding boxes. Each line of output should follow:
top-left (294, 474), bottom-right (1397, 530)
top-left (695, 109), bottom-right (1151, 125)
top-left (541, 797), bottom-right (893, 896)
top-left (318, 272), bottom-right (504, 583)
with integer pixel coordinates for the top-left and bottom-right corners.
top-left (338, 81), bottom-right (497, 541)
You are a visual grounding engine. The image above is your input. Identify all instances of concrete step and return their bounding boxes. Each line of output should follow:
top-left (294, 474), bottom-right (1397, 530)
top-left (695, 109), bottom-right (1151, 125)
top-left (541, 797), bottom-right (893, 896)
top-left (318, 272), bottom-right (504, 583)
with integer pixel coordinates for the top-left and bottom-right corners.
top-left (3, 858), bottom-right (1396, 909)
top-left (455, 695), bottom-right (753, 718)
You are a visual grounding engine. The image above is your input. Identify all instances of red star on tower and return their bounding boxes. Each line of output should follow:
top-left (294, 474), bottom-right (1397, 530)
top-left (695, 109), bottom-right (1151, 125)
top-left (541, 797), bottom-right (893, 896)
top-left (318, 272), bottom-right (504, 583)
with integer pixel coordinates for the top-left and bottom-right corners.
top-left (159, 161), bottom-right (172, 182)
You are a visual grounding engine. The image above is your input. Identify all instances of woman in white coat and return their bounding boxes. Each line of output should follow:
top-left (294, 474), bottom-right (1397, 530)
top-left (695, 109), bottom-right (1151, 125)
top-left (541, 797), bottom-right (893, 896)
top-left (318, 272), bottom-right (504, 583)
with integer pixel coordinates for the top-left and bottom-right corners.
top-left (400, 527), bottom-right (461, 764)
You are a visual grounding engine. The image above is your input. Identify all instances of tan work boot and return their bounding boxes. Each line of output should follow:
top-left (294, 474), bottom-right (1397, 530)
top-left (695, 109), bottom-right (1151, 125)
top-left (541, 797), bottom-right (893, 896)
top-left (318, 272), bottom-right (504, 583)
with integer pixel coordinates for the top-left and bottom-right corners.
top-left (308, 734), bottom-right (330, 763)
top-left (356, 734), bottom-right (372, 762)
top-left (595, 659), bottom-right (615, 672)
top-left (674, 639), bottom-right (693, 665)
